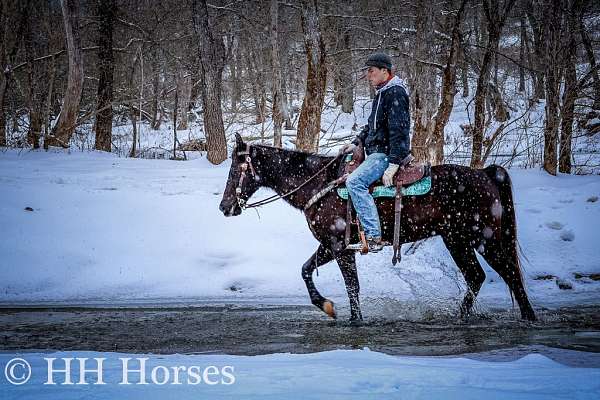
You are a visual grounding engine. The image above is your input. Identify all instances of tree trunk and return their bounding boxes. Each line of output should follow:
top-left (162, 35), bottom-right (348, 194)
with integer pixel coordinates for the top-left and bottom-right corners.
top-left (270, 0), bottom-right (284, 147)
top-left (0, 72), bottom-right (7, 146)
top-left (410, 0), bottom-right (438, 162)
top-left (560, 55), bottom-right (575, 174)
top-left (229, 51), bottom-right (241, 111)
top-left (246, 42), bottom-right (266, 125)
top-left (471, 31), bottom-right (499, 167)
top-left (230, 17), bottom-right (242, 112)
top-left (173, 88), bottom-right (178, 159)
top-left (94, 0), bottom-right (115, 152)
top-left (459, 40), bottom-right (469, 98)
top-left (542, 0), bottom-right (564, 175)
top-left (0, 2), bottom-right (30, 146)
top-left (296, 0), bottom-right (327, 153)
top-left (559, 1), bottom-right (581, 174)
top-left (177, 72), bottom-right (192, 130)
top-left (488, 83), bottom-right (509, 122)
top-left (526, 2), bottom-right (546, 101)
top-left (429, 0), bottom-right (467, 165)
top-left (128, 53), bottom-right (139, 158)
top-left (188, 71), bottom-right (201, 115)
top-left (46, 0), bottom-right (83, 148)
top-left (470, 0), bottom-right (515, 168)
top-left (43, 58), bottom-right (56, 142)
top-left (281, 47), bottom-right (293, 130)
top-left (149, 48), bottom-right (162, 130)
top-left (332, 21), bottom-right (353, 114)
top-left (23, 3), bottom-right (41, 149)
top-left (519, 15), bottom-right (526, 93)
top-left (192, 0), bottom-right (227, 165)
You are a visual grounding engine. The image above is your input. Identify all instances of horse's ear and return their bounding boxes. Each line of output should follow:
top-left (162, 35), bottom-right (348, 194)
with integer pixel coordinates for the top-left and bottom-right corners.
top-left (235, 133), bottom-right (244, 148)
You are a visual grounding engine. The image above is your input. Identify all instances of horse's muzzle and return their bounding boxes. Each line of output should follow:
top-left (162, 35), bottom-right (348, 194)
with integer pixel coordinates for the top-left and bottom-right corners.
top-left (219, 201), bottom-right (242, 217)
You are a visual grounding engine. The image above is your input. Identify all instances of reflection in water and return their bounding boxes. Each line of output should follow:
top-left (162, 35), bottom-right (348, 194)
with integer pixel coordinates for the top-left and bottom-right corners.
top-left (1, 303), bottom-right (599, 366)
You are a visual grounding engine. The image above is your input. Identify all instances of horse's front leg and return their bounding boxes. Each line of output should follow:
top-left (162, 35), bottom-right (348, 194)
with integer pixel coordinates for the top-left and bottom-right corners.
top-left (301, 244), bottom-right (336, 318)
top-left (335, 250), bottom-right (362, 322)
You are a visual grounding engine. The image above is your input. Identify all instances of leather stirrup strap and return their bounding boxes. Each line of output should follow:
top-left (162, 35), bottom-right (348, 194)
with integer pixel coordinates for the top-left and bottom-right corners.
top-left (357, 220), bottom-right (369, 255)
top-left (345, 197), bottom-right (353, 247)
top-left (392, 180), bottom-right (403, 265)
top-left (345, 196), bottom-right (369, 254)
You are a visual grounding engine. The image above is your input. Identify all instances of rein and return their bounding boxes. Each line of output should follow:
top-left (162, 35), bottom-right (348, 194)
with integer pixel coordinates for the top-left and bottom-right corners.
top-left (235, 145), bottom-right (342, 210)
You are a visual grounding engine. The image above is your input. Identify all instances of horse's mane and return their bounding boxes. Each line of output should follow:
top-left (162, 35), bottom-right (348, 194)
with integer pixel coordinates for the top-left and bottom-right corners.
top-left (251, 143), bottom-right (335, 161)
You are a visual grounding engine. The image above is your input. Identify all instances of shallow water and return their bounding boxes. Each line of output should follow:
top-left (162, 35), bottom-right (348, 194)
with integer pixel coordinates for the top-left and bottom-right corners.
top-left (1, 303), bottom-right (599, 366)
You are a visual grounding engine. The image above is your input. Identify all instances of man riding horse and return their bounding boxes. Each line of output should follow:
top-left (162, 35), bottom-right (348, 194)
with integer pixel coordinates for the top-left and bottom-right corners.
top-left (219, 53), bottom-right (537, 322)
top-left (339, 53), bottom-right (411, 253)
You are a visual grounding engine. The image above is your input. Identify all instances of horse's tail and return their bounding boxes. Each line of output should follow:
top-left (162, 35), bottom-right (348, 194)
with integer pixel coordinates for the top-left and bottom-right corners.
top-left (483, 165), bottom-right (526, 306)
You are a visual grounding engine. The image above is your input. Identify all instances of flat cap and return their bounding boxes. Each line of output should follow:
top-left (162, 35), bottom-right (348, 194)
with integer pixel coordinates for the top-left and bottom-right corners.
top-left (365, 52), bottom-right (393, 70)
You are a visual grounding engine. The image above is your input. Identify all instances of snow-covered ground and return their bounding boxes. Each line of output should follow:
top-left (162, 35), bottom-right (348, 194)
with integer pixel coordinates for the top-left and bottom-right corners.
top-left (1, 348), bottom-right (599, 399)
top-left (0, 148), bottom-right (599, 315)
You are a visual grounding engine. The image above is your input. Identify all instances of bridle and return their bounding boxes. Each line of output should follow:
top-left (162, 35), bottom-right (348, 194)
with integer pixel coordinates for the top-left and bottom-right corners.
top-left (233, 144), bottom-right (342, 211)
top-left (234, 146), bottom-right (256, 209)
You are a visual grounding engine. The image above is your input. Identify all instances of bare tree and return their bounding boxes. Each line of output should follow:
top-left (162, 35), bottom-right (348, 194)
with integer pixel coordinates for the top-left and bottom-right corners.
top-left (542, 0), bottom-right (564, 175)
top-left (429, 0), bottom-right (468, 165)
top-left (519, 14), bottom-right (527, 93)
top-left (149, 47), bottom-right (163, 130)
top-left (525, 0), bottom-right (546, 101)
top-left (192, 0), bottom-right (227, 164)
top-left (296, 0), bottom-right (327, 153)
top-left (176, 71), bottom-right (192, 130)
top-left (229, 17), bottom-right (242, 112)
top-left (270, 0), bottom-right (284, 147)
top-left (559, 0), bottom-right (582, 173)
top-left (94, 0), bottom-right (115, 152)
top-left (0, 2), bottom-right (29, 146)
top-left (470, 0), bottom-right (515, 168)
top-left (23, 1), bottom-right (42, 149)
top-left (45, 0), bottom-right (84, 149)
top-left (246, 39), bottom-right (267, 125)
top-left (410, 0), bottom-right (439, 162)
top-left (127, 52), bottom-right (140, 158)
top-left (329, 12), bottom-right (354, 114)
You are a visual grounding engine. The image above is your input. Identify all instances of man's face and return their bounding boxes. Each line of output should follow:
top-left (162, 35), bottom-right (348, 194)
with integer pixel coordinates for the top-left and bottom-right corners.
top-left (366, 66), bottom-right (389, 87)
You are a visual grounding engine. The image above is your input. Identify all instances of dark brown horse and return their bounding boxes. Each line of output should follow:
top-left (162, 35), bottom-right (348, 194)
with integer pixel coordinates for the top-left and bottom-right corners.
top-left (219, 134), bottom-right (536, 322)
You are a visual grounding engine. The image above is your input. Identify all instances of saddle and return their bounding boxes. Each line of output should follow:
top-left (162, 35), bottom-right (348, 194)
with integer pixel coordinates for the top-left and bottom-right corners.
top-left (341, 144), bottom-right (430, 264)
top-left (341, 144), bottom-right (428, 188)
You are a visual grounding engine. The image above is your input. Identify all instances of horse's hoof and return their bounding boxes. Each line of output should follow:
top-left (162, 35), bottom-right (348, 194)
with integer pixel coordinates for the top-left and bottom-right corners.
top-left (322, 300), bottom-right (336, 319)
top-left (349, 318), bottom-right (364, 327)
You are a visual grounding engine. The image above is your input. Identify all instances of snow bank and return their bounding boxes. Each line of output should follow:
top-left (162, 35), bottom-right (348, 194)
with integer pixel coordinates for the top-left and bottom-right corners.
top-left (1, 348), bottom-right (598, 399)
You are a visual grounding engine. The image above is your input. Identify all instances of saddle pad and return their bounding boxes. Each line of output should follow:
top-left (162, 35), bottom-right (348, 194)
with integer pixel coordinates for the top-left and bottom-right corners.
top-left (337, 176), bottom-right (431, 200)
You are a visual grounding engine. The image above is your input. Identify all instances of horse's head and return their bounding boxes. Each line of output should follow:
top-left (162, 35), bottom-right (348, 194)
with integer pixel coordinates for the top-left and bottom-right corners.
top-left (219, 133), bottom-right (261, 217)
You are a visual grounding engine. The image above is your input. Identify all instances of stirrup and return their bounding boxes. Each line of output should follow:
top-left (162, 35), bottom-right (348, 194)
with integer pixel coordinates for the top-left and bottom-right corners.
top-left (366, 239), bottom-right (385, 253)
top-left (346, 243), bottom-right (365, 251)
top-left (346, 239), bottom-right (387, 253)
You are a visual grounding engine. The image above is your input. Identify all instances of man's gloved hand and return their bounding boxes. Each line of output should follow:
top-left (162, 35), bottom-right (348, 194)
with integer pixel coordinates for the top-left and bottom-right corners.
top-left (382, 163), bottom-right (400, 187)
top-left (338, 143), bottom-right (357, 155)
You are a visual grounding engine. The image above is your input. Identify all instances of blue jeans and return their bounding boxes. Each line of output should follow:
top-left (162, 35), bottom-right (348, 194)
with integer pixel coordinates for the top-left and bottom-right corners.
top-left (346, 152), bottom-right (389, 239)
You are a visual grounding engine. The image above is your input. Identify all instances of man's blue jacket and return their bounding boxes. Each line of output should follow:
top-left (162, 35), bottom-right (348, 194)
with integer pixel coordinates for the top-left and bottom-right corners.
top-left (353, 76), bottom-right (411, 164)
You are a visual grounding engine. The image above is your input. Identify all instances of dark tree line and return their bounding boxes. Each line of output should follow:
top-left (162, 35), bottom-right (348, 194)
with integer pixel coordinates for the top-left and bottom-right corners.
top-left (1, 0), bottom-right (599, 173)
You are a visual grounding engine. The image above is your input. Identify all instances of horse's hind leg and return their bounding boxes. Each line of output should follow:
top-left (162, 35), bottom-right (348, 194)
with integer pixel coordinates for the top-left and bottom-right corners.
top-left (443, 238), bottom-right (486, 318)
top-left (482, 244), bottom-right (536, 321)
top-left (335, 250), bottom-right (362, 322)
top-left (302, 244), bottom-right (336, 318)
